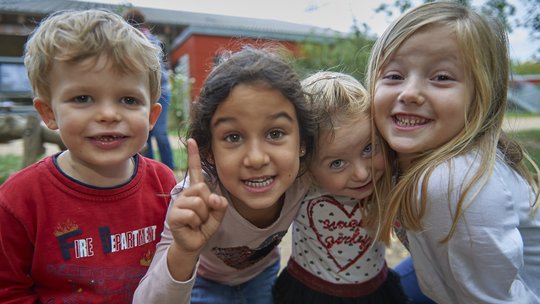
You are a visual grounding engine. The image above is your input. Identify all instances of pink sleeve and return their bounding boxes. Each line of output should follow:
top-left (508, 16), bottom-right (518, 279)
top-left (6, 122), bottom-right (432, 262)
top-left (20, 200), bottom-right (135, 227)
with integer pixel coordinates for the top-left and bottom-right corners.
top-left (133, 220), bottom-right (197, 304)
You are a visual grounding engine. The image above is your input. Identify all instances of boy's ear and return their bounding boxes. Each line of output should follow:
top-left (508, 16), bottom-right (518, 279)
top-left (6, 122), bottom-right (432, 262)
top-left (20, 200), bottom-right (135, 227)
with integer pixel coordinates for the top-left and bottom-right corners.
top-left (33, 97), bottom-right (58, 130)
top-left (149, 103), bottom-right (162, 129)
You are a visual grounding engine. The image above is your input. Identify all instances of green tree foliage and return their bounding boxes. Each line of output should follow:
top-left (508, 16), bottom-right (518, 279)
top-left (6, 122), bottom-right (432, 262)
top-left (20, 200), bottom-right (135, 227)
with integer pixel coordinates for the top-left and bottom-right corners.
top-left (296, 0), bottom-right (538, 81)
top-left (296, 23), bottom-right (375, 83)
top-left (169, 69), bottom-right (191, 132)
top-left (513, 61), bottom-right (540, 74)
top-left (375, 0), bottom-right (539, 60)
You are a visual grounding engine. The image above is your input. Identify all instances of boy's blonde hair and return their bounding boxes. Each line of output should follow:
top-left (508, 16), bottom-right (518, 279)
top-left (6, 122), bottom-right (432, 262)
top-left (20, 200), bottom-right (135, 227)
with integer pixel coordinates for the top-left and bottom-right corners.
top-left (366, 1), bottom-right (539, 243)
top-left (24, 9), bottom-right (162, 103)
top-left (302, 71), bottom-right (382, 231)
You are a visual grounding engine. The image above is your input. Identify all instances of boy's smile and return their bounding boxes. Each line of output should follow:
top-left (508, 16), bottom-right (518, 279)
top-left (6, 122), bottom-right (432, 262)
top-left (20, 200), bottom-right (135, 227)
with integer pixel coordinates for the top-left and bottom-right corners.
top-left (34, 55), bottom-right (161, 185)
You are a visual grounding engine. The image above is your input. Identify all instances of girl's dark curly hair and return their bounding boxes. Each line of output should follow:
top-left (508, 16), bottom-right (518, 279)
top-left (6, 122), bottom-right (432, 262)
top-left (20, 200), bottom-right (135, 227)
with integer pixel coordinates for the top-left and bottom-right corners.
top-left (187, 45), bottom-right (315, 180)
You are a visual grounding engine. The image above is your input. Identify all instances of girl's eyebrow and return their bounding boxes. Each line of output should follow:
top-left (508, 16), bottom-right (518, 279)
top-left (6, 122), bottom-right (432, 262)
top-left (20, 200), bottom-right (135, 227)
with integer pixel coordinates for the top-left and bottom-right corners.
top-left (212, 116), bottom-right (235, 128)
top-left (270, 111), bottom-right (295, 123)
top-left (212, 111), bottom-right (295, 128)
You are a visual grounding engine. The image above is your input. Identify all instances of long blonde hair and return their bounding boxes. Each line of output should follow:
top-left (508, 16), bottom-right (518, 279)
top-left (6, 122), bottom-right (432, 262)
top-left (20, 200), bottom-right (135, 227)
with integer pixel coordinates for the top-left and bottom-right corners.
top-left (366, 1), bottom-right (539, 243)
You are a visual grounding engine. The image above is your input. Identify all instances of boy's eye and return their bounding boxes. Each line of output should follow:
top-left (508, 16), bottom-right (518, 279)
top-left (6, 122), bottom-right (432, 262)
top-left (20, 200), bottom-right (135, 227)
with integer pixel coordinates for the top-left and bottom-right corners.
top-left (267, 130), bottom-right (284, 140)
top-left (224, 133), bottom-right (241, 143)
top-left (329, 159), bottom-right (345, 169)
top-left (73, 95), bottom-right (91, 103)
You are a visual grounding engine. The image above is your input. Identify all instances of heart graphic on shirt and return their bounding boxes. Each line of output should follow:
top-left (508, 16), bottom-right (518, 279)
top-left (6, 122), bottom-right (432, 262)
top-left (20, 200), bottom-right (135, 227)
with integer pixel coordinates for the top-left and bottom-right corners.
top-left (307, 195), bottom-right (373, 272)
top-left (212, 231), bottom-right (286, 269)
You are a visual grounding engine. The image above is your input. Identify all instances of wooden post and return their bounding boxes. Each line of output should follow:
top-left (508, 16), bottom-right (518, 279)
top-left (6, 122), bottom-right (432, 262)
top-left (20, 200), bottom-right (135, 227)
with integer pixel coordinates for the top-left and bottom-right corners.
top-left (42, 126), bottom-right (66, 150)
top-left (1, 114), bottom-right (65, 168)
top-left (22, 115), bottom-right (45, 167)
top-left (0, 115), bottom-right (26, 143)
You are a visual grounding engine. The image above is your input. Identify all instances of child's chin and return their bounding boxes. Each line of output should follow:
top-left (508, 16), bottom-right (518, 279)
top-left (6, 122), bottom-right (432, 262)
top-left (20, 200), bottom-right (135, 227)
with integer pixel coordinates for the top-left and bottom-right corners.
top-left (349, 191), bottom-right (373, 201)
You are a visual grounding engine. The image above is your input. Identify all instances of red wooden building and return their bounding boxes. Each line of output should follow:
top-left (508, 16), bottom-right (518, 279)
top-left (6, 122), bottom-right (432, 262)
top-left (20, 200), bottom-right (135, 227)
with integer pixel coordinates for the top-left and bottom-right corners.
top-left (169, 29), bottom-right (306, 103)
top-left (0, 0), bottom-right (338, 104)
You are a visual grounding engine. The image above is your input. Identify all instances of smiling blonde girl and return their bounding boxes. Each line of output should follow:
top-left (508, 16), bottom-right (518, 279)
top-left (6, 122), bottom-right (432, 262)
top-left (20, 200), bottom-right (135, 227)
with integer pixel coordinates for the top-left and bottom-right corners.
top-left (368, 2), bottom-right (540, 303)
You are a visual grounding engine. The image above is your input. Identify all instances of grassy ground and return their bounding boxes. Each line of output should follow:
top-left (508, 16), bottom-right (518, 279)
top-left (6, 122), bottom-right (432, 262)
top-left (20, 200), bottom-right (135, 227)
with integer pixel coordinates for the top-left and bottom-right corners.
top-left (172, 145), bottom-right (188, 177)
top-left (0, 154), bottom-right (22, 184)
top-left (512, 129), bottom-right (540, 172)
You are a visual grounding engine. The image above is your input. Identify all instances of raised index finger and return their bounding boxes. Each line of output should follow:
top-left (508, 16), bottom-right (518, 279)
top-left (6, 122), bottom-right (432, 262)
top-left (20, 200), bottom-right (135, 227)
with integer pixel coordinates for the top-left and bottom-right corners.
top-left (186, 138), bottom-right (204, 185)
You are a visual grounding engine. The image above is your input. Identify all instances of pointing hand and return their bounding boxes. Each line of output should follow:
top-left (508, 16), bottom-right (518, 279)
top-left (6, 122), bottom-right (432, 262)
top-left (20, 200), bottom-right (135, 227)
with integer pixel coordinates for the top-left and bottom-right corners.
top-left (166, 138), bottom-right (228, 280)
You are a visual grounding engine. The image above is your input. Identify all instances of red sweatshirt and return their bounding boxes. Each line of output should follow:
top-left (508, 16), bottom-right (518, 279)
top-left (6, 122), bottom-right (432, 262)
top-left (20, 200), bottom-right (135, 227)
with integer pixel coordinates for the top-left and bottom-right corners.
top-left (0, 154), bottom-right (176, 303)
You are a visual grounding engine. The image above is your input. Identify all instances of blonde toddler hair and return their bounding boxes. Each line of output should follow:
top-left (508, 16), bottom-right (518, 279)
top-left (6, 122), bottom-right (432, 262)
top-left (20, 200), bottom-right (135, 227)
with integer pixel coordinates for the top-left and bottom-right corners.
top-left (24, 9), bottom-right (162, 103)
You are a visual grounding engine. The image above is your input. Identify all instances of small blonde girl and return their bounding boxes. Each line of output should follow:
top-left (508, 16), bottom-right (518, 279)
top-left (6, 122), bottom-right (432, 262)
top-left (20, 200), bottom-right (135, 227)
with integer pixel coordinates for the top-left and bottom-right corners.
top-left (273, 71), bottom-right (407, 304)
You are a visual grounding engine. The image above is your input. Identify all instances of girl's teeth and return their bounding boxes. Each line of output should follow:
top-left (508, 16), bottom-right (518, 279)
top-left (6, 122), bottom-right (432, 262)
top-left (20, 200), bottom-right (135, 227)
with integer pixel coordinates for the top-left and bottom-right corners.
top-left (244, 177), bottom-right (273, 188)
top-left (395, 116), bottom-right (427, 126)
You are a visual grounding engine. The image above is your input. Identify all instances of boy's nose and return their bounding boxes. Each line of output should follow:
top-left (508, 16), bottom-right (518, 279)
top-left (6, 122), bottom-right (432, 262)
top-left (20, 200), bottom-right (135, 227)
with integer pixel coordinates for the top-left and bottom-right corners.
top-left (96, 103), bottom-right (121, 122)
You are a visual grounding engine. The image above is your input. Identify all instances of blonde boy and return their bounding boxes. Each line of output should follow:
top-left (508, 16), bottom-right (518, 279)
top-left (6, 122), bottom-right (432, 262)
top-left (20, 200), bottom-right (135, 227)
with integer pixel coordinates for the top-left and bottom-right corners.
top-left (0, 9), bottom-right (176, 303)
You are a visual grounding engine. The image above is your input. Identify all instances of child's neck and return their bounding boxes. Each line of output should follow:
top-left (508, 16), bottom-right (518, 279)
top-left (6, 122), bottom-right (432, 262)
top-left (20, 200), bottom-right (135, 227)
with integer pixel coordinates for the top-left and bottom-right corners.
top-left (231, 195), bottom-right (285, 229)
top-left (398, 154), bottom-right (415, 172)
top-left (56, 151), bottom-right (135, 187)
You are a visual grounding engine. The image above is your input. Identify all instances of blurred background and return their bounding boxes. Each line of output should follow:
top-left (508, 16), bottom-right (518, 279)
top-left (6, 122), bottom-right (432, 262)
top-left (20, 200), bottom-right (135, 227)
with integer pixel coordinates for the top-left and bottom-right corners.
top-left (1, 0), bottom-right (539, 179)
